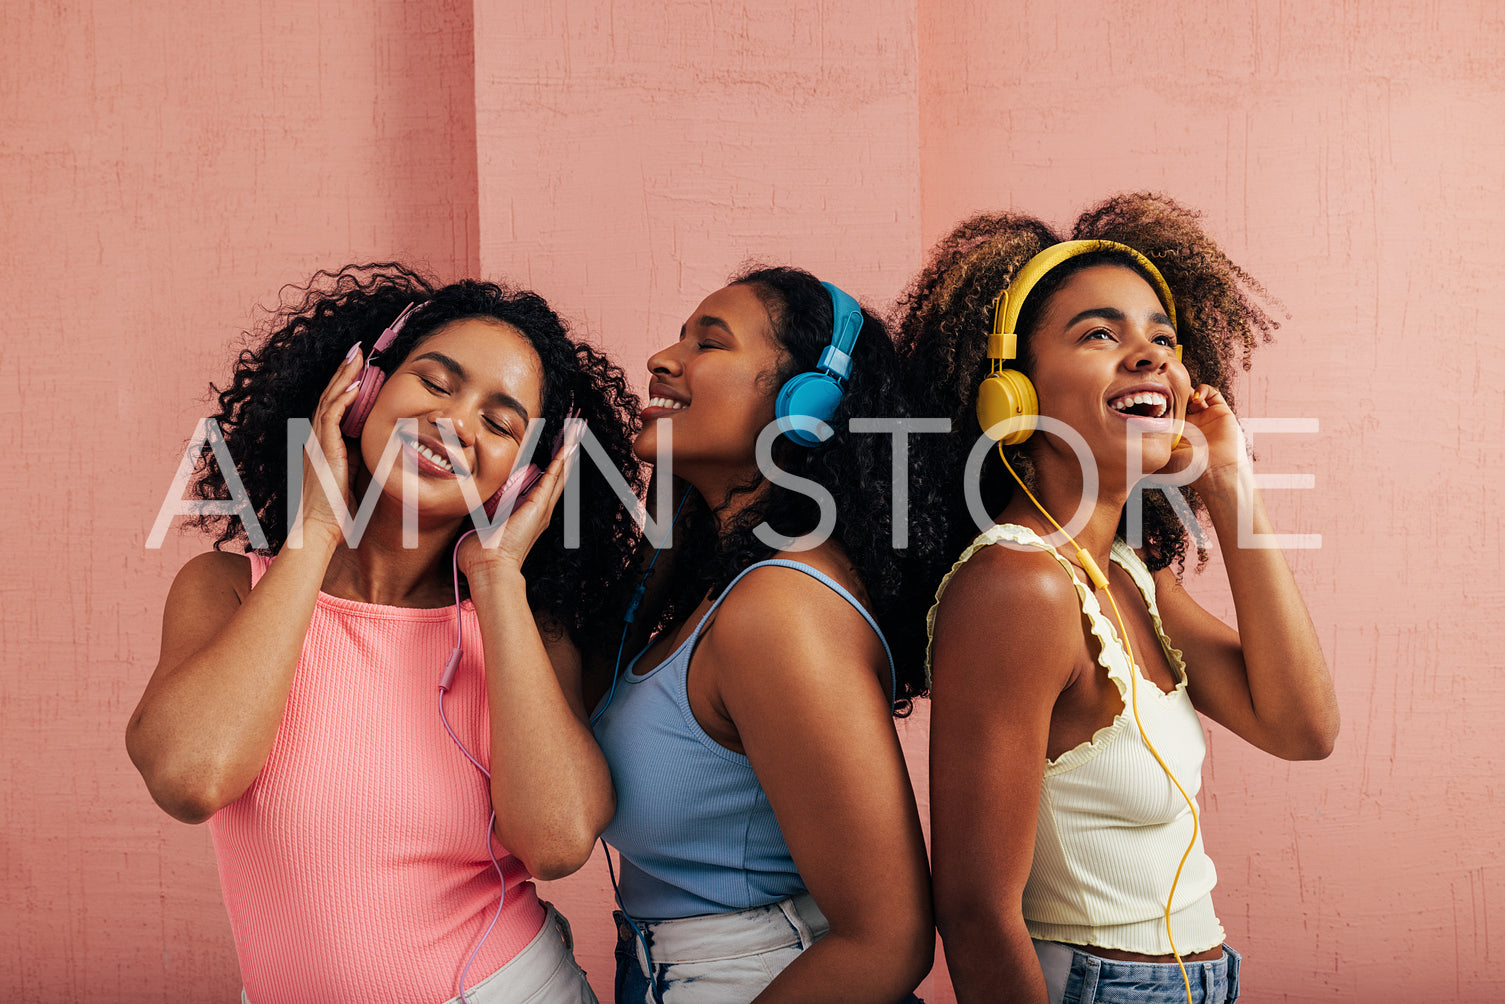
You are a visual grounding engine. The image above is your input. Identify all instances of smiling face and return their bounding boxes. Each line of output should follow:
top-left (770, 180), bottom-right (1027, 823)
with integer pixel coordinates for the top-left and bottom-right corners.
top-left (1023, 263), bottom-right (1191, 475)
top-left (359, 317), bottom-right (545, 518)
top-left (634, 283), bottom-right (784, 488)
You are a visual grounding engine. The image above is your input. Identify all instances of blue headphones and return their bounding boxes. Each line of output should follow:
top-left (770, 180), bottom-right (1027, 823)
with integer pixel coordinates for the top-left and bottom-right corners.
top-left (773, 281), bottom-right (864, 447)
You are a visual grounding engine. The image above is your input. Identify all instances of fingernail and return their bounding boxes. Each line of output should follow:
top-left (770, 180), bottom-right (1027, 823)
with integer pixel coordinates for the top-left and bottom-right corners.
top-left (344, 344), bottom-right (361, 362)
top-left (345, 380), bottom-right (361, 394)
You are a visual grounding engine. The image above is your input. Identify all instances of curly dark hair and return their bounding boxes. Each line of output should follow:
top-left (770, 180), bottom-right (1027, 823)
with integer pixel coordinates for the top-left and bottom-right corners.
top-left (650, 265), bottom-right (946, 715)
top-left (185, 262), bottom-right (646, 657)
top-left (895, 192), bottom-right (1281, 581)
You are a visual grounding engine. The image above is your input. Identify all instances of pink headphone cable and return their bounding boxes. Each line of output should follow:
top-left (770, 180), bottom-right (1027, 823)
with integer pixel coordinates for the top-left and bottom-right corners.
top-left (438, 527), bottom-right (506, 1004)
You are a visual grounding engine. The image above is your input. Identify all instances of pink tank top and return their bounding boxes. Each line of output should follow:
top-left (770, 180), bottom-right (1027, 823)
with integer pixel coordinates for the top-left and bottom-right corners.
top-left (206, 554), bottom-right (546, 1004)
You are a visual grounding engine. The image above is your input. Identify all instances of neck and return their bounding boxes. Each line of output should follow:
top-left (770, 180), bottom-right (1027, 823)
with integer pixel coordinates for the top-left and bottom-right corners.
top-left (685, 465), bottom-right (768, 536)
top-left (319, 474), bottom-right (469, 607)
top-left (998, 446), bottom-right (1132, 569)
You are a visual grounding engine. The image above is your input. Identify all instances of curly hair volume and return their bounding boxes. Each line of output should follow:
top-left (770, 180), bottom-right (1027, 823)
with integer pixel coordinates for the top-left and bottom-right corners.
top-left (185, 262), bottom-right (646, 659)
top-left (895, 192), bottom-right (1280, 583)
top-left (651, 265), bottom-right (949, 716)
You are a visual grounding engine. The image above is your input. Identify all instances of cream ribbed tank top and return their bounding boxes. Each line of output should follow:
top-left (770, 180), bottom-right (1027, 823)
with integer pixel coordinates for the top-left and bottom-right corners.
top-left (927, 523), bottom-right (1225, 955)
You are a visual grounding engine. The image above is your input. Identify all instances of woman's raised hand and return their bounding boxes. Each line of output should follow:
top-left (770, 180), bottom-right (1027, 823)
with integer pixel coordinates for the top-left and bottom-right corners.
top-left (455, 417), bottom-right (585, 579)
top-left (1175, 383), bottom-right (1247, 490)
top-left (295, 346), bottom-right (366, 538)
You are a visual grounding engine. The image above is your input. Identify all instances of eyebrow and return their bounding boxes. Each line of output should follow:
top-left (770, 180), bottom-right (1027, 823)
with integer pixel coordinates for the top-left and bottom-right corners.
top-left (1065, 306), bottom-right (1175, 330)
top-left (411, 351), bottom-right (532, 421)
top-left (696, 314), bottom-right (735, 336)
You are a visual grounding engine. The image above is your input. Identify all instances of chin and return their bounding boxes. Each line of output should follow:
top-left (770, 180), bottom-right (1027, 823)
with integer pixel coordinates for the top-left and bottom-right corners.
top-left (632, 424), bottom-right (666, 463)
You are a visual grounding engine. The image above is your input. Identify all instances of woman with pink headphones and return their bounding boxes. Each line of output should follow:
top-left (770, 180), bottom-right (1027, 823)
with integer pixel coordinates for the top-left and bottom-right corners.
top-left (899, 195), bottom-right (1340, 1004)
top-left (128, 263), bottom-right (644, 1004)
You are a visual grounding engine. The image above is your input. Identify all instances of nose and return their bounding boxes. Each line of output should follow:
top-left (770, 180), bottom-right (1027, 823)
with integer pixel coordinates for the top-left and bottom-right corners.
top-left (429, 406), bottom-right (473, 447)
top-left (1125, 335), bottom-right (1171, 372)
top-left (647, 342), bottom-right (684, 377)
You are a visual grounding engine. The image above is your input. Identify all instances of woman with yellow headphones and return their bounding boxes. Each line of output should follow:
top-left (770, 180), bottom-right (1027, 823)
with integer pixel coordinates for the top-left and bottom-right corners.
top-left (897, 194), bottom-right (1340, 1004)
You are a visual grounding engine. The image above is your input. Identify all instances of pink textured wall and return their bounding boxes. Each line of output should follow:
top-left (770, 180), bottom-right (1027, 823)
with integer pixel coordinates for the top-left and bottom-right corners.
top-left (471, 0), bottom-right (921, 378)
top-left (919, 1), bottom-right (1505, 1000)
top-left (1, 1), bottom-right (478, 999)
top-left (3, 0), bottom-right (1501, 1001)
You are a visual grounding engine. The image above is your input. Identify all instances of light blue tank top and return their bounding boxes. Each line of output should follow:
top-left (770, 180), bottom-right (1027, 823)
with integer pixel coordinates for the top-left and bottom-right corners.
top-left (592, 559), bottom-right (896, 920)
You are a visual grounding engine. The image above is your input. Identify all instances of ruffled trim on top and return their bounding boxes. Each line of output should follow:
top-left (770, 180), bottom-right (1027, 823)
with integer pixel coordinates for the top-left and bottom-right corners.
top-left (1108, 537), bottom-right (1189, 693)
top-left (923, 524), bottom-right (1189, 775)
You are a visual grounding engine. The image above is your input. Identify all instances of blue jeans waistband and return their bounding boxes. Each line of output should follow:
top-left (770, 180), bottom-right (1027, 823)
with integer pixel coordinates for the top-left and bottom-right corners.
top-left (1033, 940), bottom-right (1241, 1004)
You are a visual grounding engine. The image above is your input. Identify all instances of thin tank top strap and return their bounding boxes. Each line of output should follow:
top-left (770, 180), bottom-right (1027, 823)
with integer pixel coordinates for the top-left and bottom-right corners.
top-left (246, 552), bottom-right (272, 588)
top-left (689, 559), bottom-right (898, 706)
top-left (1109, 539), bottom-right (1155, 595)
top-left (1107, 539), bottom-right (1189, 685)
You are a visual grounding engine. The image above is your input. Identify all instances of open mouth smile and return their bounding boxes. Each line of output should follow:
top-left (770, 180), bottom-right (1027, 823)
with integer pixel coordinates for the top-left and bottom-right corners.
top-left (400, 433), bottom-right (469, 477)
top-left (646, 397), bottom-right (687, 412)
top-left (1108, 390), bottom-right (1170, 419)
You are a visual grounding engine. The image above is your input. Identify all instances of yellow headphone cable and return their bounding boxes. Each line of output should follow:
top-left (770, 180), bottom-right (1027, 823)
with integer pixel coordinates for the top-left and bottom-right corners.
top-left (997, 442), bottom-right (1200, 1004)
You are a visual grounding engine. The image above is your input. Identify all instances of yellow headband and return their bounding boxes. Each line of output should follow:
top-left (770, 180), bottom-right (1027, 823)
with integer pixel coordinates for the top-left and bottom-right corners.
top-left (988, 239), bottom-right (1179, 367)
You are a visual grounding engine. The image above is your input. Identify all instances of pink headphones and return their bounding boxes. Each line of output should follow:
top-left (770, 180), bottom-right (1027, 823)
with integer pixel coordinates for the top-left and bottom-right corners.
top-left (340, 301), bottom-right (422, 440)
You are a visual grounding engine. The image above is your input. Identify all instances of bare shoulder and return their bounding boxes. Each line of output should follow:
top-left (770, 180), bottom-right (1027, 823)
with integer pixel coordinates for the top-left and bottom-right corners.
top-left (701, 545), bottom-right (884, 697)
top-left (930, 540), bottom-right (1085, 697)
top-left (155, 551), bottom-right (253, 672)
top-left (933, 542), bottom-right (1081, 637)
top-left (168, 550), bottom-right (252, 606)
top-left (717, 543), bottom-right (871, 637)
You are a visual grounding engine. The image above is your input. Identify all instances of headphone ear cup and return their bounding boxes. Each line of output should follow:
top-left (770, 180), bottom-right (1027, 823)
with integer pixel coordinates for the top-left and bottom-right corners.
top-left (775, 372), bottom-right (843, 447)
top-left (483, 464), bottom-right (543, 519)
top-left (339, 367), bottom-right (387, 439)
top-left (976, 369), bottom-right (1039, 446)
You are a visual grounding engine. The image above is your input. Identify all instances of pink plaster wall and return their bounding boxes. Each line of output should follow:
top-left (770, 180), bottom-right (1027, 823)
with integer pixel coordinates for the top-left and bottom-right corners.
top-left (1, 1), bottom-right (478, 999)
top-left (3, 0), bottom-right (1502, 1001)
top-left (471, 0), bottom-right (921, 379)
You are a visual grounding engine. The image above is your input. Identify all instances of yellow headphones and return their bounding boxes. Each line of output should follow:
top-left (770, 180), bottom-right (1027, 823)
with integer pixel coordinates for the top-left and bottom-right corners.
top-left (977, 240), bottom-right (1181, 445)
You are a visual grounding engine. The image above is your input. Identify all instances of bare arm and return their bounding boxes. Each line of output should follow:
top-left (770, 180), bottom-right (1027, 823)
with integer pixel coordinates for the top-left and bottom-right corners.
top-left (468, 567), bottom-right (615, 879)
top-left (459, 422), bottom-right (615, 879)
top-left (929, 547), bottom-right (1083, 1004)
top-left (1156, 386), bottom-right (1339, 760)
top-left (704, 566), bottom-right (933, 1003)
top-left (126, 351), bottom-right (365, 822)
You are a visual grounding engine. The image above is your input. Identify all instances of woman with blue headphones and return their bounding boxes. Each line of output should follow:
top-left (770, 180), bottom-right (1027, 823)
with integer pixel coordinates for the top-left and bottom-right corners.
top-left (589, 265), bottom-right (937, 1003)
top-left (898, 195), bottom-right (1340, 1004)
top-left (127, 263), bottom-right (644, 1003)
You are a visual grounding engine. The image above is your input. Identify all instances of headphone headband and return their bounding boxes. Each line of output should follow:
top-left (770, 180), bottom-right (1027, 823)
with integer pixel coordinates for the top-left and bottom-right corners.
top-left (989, 240), bottom-right (1178, 365)
top-left (370, 301), bottom-right (424, 358)
top-left (819, 281), bottom-right (864, 382)
top-left (976, 240), bottom-right (1181, 445)
top-left (774, 279), bottom-right (865, 447)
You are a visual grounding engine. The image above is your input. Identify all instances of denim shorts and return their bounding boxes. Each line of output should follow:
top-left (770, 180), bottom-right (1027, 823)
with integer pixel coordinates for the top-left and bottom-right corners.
top-left (1033, 940), bottom-right (1241, 1004)
top-left (614, 893), bottom-right (924, 1004)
